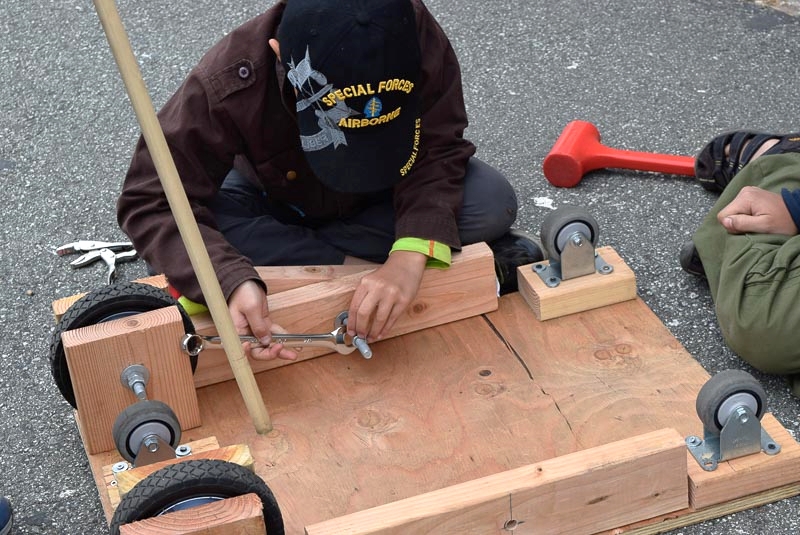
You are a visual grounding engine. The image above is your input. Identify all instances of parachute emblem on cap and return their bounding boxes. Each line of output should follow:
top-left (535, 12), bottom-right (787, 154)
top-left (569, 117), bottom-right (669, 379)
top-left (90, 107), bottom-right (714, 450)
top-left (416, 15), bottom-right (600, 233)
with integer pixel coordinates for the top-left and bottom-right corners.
top-left (363, 97), bottom-right (382, 119)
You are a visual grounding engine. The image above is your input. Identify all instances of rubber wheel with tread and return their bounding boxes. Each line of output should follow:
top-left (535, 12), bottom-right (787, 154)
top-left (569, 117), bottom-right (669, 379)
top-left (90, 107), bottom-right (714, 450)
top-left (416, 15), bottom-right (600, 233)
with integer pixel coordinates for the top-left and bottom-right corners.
top-left (109, 459), bottom-right (284, 535)
top-left (49, 281), bottom-right (196, 408)
top-left (696, 369), bottom-right (767, 435)
top-left (540, 205), bottom-right (600, 262)
top-left (112, 399), bottom-right (182, 463)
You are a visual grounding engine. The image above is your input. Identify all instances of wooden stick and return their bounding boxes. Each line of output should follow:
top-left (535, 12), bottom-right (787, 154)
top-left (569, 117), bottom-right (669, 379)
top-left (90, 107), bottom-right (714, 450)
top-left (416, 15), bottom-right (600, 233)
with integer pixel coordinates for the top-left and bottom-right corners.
top-left (91, 0), bottom-right (271, 433)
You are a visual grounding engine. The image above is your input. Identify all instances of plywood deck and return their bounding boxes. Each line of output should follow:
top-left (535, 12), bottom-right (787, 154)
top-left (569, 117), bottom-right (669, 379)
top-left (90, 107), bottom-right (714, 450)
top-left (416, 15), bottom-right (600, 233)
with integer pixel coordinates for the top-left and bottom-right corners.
top-left (84, 294), bottom-right (800, 534)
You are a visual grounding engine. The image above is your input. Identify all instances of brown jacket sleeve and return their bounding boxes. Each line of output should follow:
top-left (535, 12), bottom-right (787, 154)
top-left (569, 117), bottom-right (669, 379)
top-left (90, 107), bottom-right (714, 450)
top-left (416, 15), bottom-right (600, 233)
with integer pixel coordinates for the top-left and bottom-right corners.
top-left (117, 60), bottom-right (261, 303)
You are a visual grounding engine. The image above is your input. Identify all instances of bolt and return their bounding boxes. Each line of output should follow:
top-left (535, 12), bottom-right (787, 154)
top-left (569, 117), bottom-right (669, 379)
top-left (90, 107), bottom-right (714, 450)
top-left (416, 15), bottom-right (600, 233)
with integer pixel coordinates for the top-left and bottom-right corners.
top-left (736, 407), bottom-right (749, 424)
top-left (571, 234), bottom-right (584, 247)
top-left (131, 382), bottom-right (146, 400)
top-left (120, 365), bottom-right (150, 401)
top-left (175, 445), bottom-right (192, 457)
top-left (143, 436), bottom-right (160, 453)
top-left (354, 337), bottom-right (373, 359)
top-left (686, 436), bottom-right (700, 447)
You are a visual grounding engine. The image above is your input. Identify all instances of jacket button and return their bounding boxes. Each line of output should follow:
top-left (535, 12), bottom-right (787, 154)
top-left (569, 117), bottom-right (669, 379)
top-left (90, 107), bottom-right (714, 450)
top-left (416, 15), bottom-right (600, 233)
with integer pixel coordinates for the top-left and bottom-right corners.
top-left (286, 170), bottom-right (297, 180)
top-left (238, 65), bottom-right (250, 79)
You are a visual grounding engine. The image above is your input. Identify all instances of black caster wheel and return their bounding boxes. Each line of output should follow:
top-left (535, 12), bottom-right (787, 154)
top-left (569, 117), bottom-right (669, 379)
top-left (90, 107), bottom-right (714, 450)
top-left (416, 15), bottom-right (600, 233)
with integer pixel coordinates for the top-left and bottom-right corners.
top-left (49, 281), bottom-right (197, 408)
top-left (696, 369), bottom-right (767, 435)
top-left (539, 205), bottom-right (600, 262)
top-left (109, 459), bottom-right (285, 535)
top-left (112, 399), bottom-right (182, 464)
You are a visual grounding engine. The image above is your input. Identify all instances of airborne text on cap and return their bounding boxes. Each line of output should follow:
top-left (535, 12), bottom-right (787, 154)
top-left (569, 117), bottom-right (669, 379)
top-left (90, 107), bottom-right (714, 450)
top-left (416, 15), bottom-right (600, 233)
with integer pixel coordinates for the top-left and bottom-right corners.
top-left (338, 106), bottom-right (402, 128)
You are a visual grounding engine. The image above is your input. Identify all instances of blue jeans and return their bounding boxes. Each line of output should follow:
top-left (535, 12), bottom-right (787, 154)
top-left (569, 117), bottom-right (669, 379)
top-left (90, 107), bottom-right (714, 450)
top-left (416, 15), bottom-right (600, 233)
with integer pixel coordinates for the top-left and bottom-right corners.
top-left (210, 157), bottom-right (518, 265)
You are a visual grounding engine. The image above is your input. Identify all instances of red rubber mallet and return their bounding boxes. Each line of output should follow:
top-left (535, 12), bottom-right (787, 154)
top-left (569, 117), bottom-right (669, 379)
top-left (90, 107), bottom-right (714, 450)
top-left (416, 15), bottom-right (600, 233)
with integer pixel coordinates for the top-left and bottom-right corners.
top-left (543, 120), bottom-right (696, 187)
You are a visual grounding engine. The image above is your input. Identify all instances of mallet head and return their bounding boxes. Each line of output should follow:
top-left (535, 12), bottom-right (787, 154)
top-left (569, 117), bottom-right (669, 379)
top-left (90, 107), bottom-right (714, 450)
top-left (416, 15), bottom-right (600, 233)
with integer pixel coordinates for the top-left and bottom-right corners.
top-left (542, 120), bottom-right (604, 188)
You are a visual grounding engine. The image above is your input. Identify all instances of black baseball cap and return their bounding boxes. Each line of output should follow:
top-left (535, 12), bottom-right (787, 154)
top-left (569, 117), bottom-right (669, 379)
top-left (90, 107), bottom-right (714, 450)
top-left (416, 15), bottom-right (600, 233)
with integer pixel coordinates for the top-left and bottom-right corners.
top-left (277, 0), bottom-right (422, 193)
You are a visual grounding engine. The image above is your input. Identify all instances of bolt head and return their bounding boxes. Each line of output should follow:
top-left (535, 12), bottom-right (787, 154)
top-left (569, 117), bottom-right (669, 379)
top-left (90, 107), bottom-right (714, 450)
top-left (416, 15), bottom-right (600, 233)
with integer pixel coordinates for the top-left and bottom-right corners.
top-left (734, 406), bottom-right (750, 424)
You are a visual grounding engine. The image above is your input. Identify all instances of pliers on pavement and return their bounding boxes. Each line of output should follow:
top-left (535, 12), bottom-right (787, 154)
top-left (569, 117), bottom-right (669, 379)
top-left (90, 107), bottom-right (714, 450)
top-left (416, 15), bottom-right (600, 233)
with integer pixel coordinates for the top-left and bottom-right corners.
top-left (56, 240), bottom-right (138, 285)
top-left (55, 240), bottom-right (135, 256)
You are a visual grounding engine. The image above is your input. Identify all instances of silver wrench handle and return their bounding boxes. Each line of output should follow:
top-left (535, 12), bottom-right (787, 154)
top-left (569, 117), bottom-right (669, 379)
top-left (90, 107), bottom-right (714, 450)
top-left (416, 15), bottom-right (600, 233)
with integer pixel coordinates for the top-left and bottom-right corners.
top-left (273, 331), bottom-right (372, 359)
top-left (272, 332), bottom-right (349, 350)
top-left (197, 332), bottom-right (345, 350)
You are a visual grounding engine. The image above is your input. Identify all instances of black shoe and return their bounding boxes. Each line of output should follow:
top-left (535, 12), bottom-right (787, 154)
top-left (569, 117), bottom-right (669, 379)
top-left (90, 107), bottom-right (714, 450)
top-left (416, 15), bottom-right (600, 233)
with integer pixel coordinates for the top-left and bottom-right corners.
top-left (679, 240), bottom-right (706, 278)
top-left (695, 131), bottom-right (800, 192)
top-left (488, 230), bottom-right (545, 295)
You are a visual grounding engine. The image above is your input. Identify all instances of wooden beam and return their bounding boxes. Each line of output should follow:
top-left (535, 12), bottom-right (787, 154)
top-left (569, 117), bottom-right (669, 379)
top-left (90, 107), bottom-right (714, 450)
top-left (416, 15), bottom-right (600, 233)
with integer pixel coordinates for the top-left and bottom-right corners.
top-left (517, 246), bottom-right (637, 320)
top-left (190, 242), bottom-right (498, 387)
top-left (119, 493), bottom-right (265, 535)
top-left (51, 266), bottom-right (374, 322)
top-left (64, 306), bottom-right (200, 455)
top-left (255, 264), bottom-right (375, 294)
top-left (597, 481), bottom-right (800, 534)
top-left (304, 428), bottom-right (688, 535)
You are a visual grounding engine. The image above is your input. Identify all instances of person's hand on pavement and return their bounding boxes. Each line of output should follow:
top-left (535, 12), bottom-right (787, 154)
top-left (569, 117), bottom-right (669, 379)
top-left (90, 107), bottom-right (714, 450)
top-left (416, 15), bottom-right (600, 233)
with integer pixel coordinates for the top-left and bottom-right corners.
top-left (717, 186), bottom-right (798, 236)
top-left (347, 250), bottom-right (427, 342)
top-left (228, 279), bottom-right (297, 361)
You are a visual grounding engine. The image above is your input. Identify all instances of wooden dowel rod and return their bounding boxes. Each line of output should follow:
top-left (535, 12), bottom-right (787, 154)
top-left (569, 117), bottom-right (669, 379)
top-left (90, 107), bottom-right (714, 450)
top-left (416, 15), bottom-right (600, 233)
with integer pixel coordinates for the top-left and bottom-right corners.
top-left (91, 0), bottom-right (272, 433)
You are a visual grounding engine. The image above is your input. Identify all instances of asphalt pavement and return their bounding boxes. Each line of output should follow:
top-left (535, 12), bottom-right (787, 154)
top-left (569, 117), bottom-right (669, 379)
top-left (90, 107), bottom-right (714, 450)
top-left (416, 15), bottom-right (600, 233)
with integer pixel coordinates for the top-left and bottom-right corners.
top-left (2, 0), bottom-right (799, 533)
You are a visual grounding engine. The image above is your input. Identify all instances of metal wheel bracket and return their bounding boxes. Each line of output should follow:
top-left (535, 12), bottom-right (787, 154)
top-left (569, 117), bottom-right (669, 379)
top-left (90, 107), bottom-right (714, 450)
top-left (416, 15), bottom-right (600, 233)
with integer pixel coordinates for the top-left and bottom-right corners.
top-left (686, 405), bottom-right (781, 471)
top-left (532, 247), bottom-right (614, 288)
top-left (134, 434), bottom-right (179, 467)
